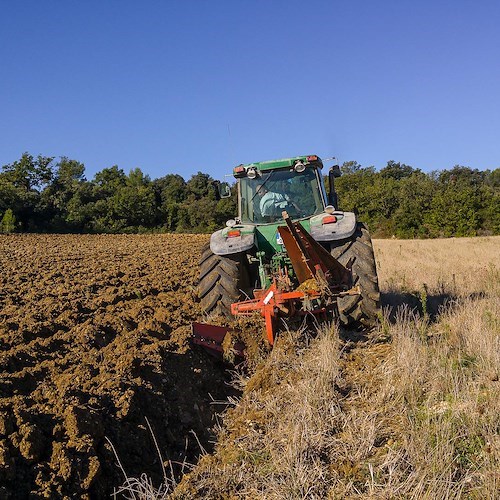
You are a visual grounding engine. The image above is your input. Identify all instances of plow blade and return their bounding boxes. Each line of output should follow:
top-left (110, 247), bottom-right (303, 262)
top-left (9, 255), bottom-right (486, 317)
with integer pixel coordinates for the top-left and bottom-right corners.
top-left (191, 322), bottom-right (245, 360)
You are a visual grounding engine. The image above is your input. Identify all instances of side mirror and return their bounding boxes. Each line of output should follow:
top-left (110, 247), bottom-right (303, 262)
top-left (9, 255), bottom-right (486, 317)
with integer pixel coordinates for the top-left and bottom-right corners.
top-left (218, 182), bottom-right (231, 199)
top-left (330, 165), bottom-right (342, 178)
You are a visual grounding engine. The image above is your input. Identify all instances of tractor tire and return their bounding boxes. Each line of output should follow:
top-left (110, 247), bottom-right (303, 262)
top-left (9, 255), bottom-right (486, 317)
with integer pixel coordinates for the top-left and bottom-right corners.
top-left (198, 242), bottom-right (250, 316)
top-left (330, 223), bottom-right (380, 328)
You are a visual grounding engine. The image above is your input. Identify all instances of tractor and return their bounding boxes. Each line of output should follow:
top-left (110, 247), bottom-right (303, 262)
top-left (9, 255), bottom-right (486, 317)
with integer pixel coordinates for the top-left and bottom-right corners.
top-left (195, 155), bottom-right (380, 349)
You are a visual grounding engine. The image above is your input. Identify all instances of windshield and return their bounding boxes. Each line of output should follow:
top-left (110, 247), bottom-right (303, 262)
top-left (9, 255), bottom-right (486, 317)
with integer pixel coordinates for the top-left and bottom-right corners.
top-left (240, 167), bottom-right (325, 223)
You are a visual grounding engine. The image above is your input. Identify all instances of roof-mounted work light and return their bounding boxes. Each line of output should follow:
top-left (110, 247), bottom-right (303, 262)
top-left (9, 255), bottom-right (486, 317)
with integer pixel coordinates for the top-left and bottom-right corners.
top-left (294, 161), bottom-right (306, 173)
top-left (233, 165), bottom-right (246, 178)
top-left (247, 167), bottom-right (258, 179)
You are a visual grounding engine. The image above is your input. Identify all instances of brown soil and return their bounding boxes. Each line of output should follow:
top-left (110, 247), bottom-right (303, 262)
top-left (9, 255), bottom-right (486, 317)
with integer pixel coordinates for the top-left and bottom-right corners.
top-left (0, 234), bottom-right (240, 498)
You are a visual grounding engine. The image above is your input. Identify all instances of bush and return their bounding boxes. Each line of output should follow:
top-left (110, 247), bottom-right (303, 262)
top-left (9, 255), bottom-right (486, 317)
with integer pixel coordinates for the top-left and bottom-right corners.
top-left (0, 209), bottom-right (16, 233)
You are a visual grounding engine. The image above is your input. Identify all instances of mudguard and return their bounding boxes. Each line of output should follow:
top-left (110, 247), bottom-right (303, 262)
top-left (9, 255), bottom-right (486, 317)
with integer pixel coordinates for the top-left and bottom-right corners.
top-left (210, 225), bottom-right (255, 255)
top-left (309, 211), bottom-right (357, 242)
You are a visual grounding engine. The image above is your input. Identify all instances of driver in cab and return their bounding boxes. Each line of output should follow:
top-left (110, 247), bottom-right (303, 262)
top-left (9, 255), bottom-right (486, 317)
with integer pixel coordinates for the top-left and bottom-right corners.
top-left (256, 182), bottom-right (300, 218)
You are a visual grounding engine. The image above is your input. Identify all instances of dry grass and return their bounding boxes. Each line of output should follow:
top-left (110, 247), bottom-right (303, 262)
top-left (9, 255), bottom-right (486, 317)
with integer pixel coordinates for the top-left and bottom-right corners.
top-left (374, 236), bottom-right (499, 297)
top-left (367, 236), bottom-right (499, 498)
top-left (172, 325), bottom-right (343, 499)
top-left (121, 236), bottom-right (500, 498)
top-left (332, 236), bottom-right (500, 498)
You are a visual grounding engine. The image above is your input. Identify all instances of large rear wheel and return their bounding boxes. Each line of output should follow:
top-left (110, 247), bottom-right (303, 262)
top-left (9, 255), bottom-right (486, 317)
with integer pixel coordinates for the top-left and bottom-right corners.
top-left (198, 242), bottom-right (250, 316)
top-left (330, 223), bottom-right (380, 328)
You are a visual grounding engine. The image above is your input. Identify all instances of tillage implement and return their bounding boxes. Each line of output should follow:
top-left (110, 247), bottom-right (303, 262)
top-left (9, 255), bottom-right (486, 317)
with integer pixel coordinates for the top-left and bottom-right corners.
top-left (192, 155), bottom-right (380, 356)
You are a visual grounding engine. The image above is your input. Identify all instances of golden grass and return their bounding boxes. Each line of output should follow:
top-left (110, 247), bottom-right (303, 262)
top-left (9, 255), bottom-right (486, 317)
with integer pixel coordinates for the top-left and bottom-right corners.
top-left (373, 235), bottom-right (500, 297)
top-left (172, 326), bottom-right (343, 499)
top-left (336, 236), bottom-right (499, 498)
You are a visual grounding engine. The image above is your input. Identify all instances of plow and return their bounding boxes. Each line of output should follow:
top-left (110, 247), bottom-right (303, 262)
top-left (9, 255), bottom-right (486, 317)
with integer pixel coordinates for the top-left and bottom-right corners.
top-left (193, 212), bottom-right (361, 354)
top-left (192, 155), bottom-right (380, 358)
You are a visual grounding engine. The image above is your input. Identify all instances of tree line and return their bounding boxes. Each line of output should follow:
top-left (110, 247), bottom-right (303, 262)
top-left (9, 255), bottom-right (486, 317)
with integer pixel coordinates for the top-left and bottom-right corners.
top-left (336, 161), bottom-right (499, 237)
top-left (0, 153), bottom-right (236, 234)
top-left (0, 153), bottom-right (498, 237)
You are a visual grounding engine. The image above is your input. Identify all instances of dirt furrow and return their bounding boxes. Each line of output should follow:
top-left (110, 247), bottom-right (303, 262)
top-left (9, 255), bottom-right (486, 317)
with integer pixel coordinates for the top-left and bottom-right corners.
top-left (0, 234), bottom-right (239, 498)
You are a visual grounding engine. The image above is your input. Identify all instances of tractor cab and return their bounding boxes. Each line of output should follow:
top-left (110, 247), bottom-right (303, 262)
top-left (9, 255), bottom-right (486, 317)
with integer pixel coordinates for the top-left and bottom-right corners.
top-left (233, 155), bottom-right (328, 224)
top-left (212, 155), bottom-right (354, 257)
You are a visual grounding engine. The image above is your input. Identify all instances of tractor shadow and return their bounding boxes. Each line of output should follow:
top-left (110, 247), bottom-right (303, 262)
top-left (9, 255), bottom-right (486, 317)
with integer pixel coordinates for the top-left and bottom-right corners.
top-left (381, 291), bottom-right (456, 323)
top-left (338, 290), bottom-right (480, 344)
top-left (96, 347), bottom-right (241, 497)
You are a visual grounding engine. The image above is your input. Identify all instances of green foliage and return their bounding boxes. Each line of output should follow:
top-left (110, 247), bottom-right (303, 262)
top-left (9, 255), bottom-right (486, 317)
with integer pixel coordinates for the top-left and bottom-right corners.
top-left (336, 160), bottom-right (499, 238)
top-left (380, 160), bottom-right (416, 180)
top-left (0, 153), bottom-right (498, 236)
top-left (453, 434), bottom-right (485, 469)
top-left (0, 153), bottom-right (58, 230)
top-left (1, 152), bottom-right (54, 191)
top-left (393, 172), bottom-right (436, 238)
top-left (0, 209), bottom-right (16, 233)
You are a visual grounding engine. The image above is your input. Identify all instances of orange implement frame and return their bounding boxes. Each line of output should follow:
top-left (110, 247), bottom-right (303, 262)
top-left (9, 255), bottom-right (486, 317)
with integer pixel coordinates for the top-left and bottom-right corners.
top-left (230, 213), bottom-right (355, 345)
top-left (278, 213), bottom-right (352, 288)
top-left (231, 282), bottom-right (326, 345)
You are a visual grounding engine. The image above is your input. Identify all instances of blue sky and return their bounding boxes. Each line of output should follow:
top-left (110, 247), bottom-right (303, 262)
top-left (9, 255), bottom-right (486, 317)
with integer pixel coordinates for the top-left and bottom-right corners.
top-left (1, 0), bottom-right (499, 180)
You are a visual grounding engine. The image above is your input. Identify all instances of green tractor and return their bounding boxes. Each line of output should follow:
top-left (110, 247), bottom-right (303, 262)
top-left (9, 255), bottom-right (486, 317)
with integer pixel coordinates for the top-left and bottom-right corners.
top-left (198, 155), bottom-right (380, 330)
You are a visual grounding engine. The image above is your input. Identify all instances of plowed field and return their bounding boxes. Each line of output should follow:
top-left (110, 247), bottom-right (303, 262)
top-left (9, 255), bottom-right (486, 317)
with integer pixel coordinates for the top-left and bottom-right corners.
top-left (0, 234), bottom-right (238, 498)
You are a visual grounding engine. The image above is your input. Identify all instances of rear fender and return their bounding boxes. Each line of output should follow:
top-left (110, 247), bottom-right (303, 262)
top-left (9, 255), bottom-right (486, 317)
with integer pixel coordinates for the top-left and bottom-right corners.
top-left (210, 225), bottom-right (256, 255)
top-left (309, 211), bottom-right (357, 242)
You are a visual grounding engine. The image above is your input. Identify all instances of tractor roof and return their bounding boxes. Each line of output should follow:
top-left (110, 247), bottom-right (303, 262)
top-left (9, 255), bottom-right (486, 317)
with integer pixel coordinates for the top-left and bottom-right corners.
top-left (233, 155), bottom-right (323, 177)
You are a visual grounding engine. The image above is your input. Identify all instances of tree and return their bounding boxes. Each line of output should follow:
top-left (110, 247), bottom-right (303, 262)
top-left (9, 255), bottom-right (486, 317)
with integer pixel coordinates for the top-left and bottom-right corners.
top-left (64, 182), bottom-right (95, 230)
top-left (380, 161), bottom-right (416, 180)
top-left (110, 168), bottom-right (157, 229)
top-left (335, 165), bottom-right (377, 222)
top-left (438, 165), bottom-right (485, 185)
top-left (93, 166), bottom-right (127, 195)
top-left (0, 176), bottom-right (18, 214)
top-left (151, 174), bottom-right (186, 230)
top-left (0, 153), bottom-right (55, 231)
top-left (85, 166), bottom-right (128, 231)
top-left (0, 209), bottom-right (16, 233)
top-left (1, 152), bottom-right (54, 191)
top-left (153, 174), bottom-right (187, 203)
top-left (0, 151), bottom-right (497, 237)
top-left (340, 161), bottom-right (364, 175)
top-left (186, 172), bottom-right (216, 200)
top-left (39, 157), bottom-right (87, 231)
top-left (425, 185), bottom-right (481, 237)
top-left (478, 168), bottom-right (500, 235)
top-left (393, 172), bottom-right (436, 237)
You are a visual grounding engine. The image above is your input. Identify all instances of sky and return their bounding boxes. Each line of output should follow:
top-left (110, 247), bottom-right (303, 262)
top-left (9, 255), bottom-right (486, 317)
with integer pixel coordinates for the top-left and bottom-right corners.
top-left (1, 0), bottom-right (499, 181)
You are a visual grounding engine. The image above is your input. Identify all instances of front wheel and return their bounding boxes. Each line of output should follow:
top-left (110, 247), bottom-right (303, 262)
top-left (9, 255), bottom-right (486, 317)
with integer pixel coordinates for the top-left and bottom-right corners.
top-left (197, 242), bottom-right (250, 316)
top-left (330, 223), bottom-right (380, 328)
